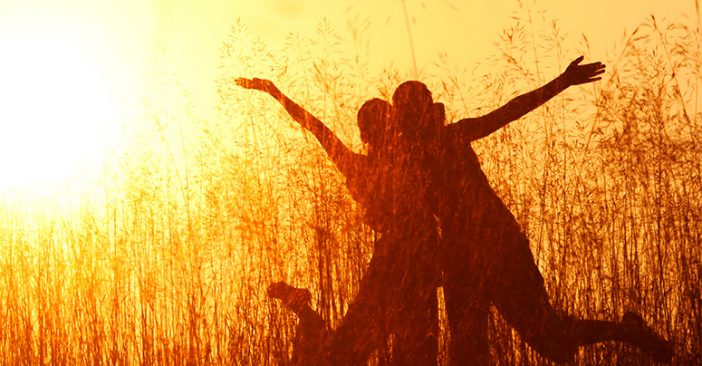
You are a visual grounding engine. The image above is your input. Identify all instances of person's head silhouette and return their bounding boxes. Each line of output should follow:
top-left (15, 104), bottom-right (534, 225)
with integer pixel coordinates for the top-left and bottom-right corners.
top-left (357, 98), bottom-right (395, 155)
top-left (392, 81), bottom-right (443, 142)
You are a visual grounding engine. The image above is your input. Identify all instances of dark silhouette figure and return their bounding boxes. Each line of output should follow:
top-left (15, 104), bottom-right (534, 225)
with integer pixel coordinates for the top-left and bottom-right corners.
top-left (390, 56), bottom-right (672, 364)
top-left (267, 282), bottom-right (326, 365)
top-left (236, 78), bottom-right (440, 365)
top-left (237, 55), bottom-right (673, 365)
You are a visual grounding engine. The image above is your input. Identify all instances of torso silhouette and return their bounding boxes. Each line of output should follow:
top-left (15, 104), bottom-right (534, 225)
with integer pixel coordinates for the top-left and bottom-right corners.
top-left (331, 135), bottom-right (441, 366)
top-left (430, 126), bottom-right (522, 242)
top-left (346, 137), bottom-right (436, 238)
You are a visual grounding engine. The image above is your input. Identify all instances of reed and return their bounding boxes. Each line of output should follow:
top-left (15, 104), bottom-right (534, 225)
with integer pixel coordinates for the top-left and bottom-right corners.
top-left (0, 2), bottom-right (698, 365)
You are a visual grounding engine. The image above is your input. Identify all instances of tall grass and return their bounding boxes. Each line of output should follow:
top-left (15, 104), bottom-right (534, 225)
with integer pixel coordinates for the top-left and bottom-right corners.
top-left (0, 3), bottom-right (699, 365)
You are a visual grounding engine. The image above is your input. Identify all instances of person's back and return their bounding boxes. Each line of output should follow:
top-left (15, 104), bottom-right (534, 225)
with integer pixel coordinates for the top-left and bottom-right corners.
top-left (429, 130), bottom-right (515, 232)
top-left (350, 140), bottom-right (434, 234)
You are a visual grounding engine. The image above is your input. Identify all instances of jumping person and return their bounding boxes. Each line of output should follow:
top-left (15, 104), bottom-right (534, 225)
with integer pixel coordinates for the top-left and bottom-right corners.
top-left (236, 79), bottom-right (440, 365)
top-left (390, 56), bottom-right (672, 364)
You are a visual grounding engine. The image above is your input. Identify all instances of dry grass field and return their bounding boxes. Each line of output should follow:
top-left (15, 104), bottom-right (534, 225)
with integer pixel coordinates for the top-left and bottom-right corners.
top-left (0, 3), bottom-right (699, 365)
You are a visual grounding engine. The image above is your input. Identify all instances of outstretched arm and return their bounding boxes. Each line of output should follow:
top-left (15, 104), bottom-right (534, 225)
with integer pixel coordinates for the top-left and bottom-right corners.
top-left (236, 77), bottom-right (363, 178)
top-left (450, 56), bottom-right (605, 141)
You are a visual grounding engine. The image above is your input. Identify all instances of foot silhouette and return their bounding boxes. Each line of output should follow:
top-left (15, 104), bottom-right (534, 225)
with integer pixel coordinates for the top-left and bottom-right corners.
top-left (268, 281), bottom-right (312, 313)
top-left (622, 311), bottom-right (673, 363)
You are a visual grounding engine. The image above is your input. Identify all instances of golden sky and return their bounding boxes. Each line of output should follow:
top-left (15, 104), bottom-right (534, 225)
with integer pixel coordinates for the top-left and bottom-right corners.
top-left (151, 0), bottom-right (692, 116)
top-left (151, 0), bottom-right (693, 118)
top-left (0, 0), bottom-right (694, 192)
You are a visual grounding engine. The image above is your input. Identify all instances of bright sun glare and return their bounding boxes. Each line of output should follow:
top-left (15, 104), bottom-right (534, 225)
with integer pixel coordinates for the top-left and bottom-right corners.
top-left (0, 26), bottom-right (118, 192)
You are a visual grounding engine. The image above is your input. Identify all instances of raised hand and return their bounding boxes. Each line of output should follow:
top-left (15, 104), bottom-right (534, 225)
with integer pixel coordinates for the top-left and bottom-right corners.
top-left (561, 56), bottom-right (606, 86)
top-left (235, 77), bottom-right (279, 94)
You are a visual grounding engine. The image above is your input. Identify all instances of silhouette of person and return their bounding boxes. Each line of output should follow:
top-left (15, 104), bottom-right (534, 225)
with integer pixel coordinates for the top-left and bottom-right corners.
top-left (236, 79), bottom-right (440, 365)
top-left (267, 282), bottom-right (327, 365)
top-left (390, 56), bottom-right (672, 364)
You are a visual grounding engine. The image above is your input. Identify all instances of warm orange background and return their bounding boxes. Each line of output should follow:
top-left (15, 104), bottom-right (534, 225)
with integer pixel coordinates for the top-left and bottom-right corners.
top-left (0, 0), bottom-right (694, 191)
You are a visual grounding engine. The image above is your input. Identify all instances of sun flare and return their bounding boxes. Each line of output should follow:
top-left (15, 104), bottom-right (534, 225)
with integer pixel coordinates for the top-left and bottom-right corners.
top-left (0, 27), bottom-right (119, 192)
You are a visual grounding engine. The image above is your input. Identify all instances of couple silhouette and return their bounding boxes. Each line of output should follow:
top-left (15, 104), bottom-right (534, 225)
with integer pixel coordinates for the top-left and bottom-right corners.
top-left (237, 56), bottom-right (672, 365)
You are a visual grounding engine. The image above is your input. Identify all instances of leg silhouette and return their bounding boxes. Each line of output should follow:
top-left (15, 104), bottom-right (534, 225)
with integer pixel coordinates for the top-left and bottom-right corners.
top-left (441, 230), bottom-right (490, 366)
top-left (478, 222), bottom-right (672, 364)
top-left (329, 229), bottom-right (440, 366)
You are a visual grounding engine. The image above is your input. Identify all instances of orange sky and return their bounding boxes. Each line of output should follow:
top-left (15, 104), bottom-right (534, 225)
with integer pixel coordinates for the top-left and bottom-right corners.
top-left (0, 0), bottom-right (694, 119)
top-left (150, 0), bottom-right (694, 119)
top-left (0, 0), bottom-right (696, 191)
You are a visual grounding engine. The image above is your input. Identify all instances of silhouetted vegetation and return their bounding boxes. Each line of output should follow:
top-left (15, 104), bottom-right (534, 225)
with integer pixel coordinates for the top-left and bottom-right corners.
top-left (0, 3), bottom-right (698, 365)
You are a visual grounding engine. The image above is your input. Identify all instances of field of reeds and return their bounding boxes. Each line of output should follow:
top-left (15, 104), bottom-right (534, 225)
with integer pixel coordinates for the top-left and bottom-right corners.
top-left (0, 2), bottom-right (699, 365)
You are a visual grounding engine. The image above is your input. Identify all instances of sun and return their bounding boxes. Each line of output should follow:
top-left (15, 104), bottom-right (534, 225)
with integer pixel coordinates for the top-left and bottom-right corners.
top-left (0, 26), bottom-right (119, 192)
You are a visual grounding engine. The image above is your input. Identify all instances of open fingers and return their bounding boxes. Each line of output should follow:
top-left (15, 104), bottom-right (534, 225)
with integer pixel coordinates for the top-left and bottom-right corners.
top-left (573, 75), bottom-right (603, 85)
top-left (570, 55), bottom-right (585, 66)
top-left (582, 66), bottom-right (606, 77)
top-left (234, 77), bottom-right (251, 87)
top-left (235, 77), bottom-right (267, 90)
top-left (591, 68), bottom-right (606, 77)
top-left (577, 62), bottom-right (605, 79)
top-left (580, 61), bottom-right (604, 69)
